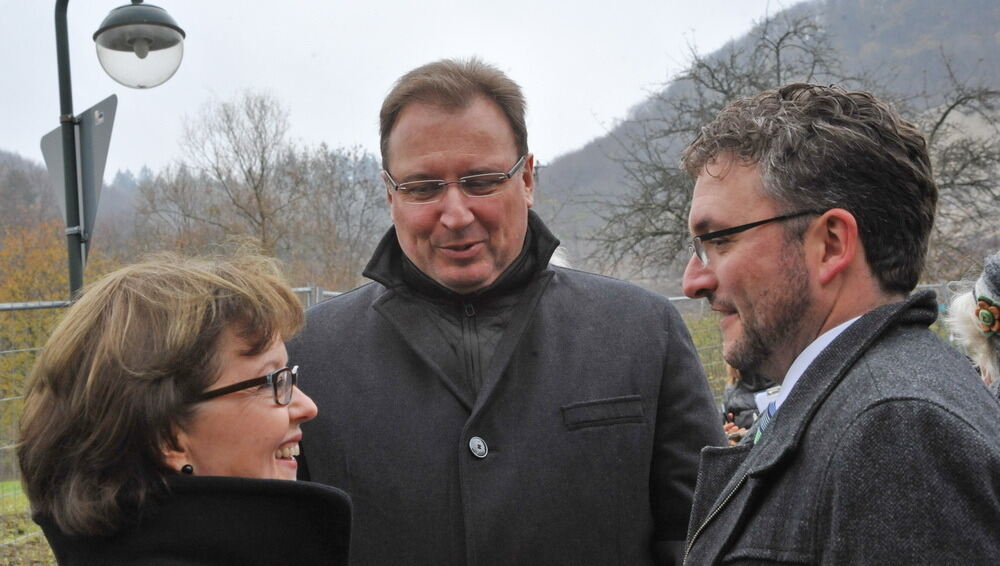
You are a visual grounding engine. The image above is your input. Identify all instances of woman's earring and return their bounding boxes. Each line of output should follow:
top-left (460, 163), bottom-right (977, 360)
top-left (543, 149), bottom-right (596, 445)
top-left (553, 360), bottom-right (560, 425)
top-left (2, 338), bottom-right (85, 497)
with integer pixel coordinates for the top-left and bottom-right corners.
top-left (181, 464), bottom-right (193, 475)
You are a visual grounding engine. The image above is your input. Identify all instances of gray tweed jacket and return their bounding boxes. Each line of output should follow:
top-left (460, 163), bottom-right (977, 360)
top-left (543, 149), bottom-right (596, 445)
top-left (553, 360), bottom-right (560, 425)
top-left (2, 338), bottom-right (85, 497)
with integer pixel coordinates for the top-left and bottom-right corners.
top-left (683, 291), bottom-right (1000, 565)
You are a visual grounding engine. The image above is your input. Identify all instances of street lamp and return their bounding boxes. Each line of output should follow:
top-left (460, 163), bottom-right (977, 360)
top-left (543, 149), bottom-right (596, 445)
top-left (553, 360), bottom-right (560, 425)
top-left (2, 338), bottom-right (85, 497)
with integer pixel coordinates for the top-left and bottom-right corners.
top-left (94, 1), bottom-right (185, 89)
top-left (52, 0), bottom-right (184, 296)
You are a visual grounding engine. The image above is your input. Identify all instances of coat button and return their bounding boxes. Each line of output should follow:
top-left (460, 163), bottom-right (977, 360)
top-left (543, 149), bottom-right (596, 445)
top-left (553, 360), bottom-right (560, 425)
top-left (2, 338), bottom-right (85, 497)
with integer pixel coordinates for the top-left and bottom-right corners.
top-left (469, 436), bottom-right (488, 458)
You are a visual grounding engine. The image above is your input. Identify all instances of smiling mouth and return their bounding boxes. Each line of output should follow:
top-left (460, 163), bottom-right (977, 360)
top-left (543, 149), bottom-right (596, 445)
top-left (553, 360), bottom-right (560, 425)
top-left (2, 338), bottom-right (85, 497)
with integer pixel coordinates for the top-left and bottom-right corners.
top-left (274, 443), bottom-right (300, 460)
top-left (445, 243), bottom-right (477, 251)
top-left (708, 298), bottom-right (736, 315)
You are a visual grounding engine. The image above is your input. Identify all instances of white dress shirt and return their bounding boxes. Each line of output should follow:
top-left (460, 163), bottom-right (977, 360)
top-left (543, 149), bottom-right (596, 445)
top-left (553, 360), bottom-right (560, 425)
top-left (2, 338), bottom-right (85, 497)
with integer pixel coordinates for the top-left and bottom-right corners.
top-left (770, 316), bottom-right (861, 413)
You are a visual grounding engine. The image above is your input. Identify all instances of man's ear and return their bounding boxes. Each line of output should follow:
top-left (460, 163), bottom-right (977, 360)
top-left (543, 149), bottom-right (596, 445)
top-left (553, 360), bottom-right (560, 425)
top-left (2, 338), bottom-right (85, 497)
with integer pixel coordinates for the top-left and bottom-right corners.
top-left (809, 208), bottom-right (859, 285)
top-left (382, 171), bottom-right (395, 205)
top-left (382, 171), bottom-right (398, 223)
top-left (521, 153), bottom-right (535, 208)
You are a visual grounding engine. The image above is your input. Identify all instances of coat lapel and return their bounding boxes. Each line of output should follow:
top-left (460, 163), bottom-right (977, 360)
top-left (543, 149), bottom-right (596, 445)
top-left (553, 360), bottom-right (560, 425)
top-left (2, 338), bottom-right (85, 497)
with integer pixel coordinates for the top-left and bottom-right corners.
top-left (469, 270), bottom-right (554, 416)
top-left (362, 212), bottom-right (562, 416)
top-left (687, 444), bottom-right (752, 535)
top-left (373, 290), bottom-right (476, 411)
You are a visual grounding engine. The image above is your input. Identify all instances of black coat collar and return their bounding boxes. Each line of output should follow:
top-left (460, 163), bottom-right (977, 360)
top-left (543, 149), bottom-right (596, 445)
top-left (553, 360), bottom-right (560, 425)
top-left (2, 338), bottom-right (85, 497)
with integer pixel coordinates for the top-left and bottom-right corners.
top-left (363, 210), bottom-right (561, 302)
top-left (363, 211), bottom-right (560, 411)
top-left (37, 476), bottom-right (351, 565)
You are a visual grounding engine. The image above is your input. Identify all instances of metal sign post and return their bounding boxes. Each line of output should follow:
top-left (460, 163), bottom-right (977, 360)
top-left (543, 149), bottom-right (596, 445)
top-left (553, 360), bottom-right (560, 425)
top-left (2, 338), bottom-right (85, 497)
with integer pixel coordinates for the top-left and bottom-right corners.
top-left (41, 95), bottom-right (117, 294)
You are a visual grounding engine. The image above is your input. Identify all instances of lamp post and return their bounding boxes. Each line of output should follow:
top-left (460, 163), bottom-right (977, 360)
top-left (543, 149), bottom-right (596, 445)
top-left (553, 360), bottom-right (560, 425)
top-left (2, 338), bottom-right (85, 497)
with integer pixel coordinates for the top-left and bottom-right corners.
top-left (53, 0), bottom-right (184, 297)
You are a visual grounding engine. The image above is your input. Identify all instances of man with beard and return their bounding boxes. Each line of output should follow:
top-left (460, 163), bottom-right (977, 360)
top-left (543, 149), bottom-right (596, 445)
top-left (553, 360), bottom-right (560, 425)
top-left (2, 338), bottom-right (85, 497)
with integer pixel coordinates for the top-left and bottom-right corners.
top-left (679, 83), bottom-right (1000, 564)
top-left (289, 58), bottom-right (724, 566)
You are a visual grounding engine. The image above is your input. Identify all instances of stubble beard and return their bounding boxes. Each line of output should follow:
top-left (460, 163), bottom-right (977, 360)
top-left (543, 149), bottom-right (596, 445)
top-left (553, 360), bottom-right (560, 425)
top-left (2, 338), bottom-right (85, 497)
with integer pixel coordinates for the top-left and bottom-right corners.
top-left (724, 250), bottom-right (811, 380)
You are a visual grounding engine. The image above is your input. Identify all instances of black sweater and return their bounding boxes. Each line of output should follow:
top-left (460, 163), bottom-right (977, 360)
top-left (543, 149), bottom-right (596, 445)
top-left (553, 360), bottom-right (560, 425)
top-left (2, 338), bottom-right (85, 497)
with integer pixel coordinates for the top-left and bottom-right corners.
top-left (37, 475), bottom-right (351, 565)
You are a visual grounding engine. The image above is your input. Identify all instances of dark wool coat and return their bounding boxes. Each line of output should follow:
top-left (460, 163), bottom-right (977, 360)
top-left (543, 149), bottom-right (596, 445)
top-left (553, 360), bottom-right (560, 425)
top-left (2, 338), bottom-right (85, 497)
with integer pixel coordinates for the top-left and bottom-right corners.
top-left (683, 292), bottom-right (1000, 565)
top-left (37, 476), bottom-right (352, 565)
top-left (289, 213), bottom-right (724, 566)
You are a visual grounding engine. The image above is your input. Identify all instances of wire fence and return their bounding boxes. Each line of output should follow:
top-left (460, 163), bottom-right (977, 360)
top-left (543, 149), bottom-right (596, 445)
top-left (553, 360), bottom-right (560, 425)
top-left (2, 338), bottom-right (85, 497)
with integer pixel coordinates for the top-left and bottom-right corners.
top-left (0, 281), bottom-right (959, 551)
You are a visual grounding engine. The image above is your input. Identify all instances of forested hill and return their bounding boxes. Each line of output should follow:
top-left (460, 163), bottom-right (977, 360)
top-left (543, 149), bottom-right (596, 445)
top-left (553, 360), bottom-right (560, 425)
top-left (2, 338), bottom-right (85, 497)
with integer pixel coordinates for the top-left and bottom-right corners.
top-left (534, 0), bottom-right (1000, 284)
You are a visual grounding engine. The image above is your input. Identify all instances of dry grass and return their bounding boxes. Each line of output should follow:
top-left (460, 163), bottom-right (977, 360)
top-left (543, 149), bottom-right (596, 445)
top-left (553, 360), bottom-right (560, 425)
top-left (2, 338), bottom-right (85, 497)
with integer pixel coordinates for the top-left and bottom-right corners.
top-left (0, 512), bottom-right (55, 565)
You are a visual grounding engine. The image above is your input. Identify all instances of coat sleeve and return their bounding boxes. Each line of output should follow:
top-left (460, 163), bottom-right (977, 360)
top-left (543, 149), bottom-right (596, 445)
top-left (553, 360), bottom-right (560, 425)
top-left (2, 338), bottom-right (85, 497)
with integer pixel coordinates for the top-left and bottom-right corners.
top-left (817, 398), bottom-right (1000, 564)
top-left (651, 304), bottom-right (727, 565)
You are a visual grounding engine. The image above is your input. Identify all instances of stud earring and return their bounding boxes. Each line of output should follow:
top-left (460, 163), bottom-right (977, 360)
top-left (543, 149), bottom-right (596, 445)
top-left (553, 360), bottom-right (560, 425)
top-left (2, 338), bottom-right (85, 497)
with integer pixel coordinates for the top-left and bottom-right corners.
top-left (181, 464), bottom-right (193, 475)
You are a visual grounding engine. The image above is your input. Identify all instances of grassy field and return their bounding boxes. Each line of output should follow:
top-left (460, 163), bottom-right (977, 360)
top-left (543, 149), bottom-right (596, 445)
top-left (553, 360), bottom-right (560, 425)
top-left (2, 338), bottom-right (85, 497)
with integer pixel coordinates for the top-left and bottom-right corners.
top-left (681, 310), bottom-right (728, 403)
top-left (0, 480), bottom-right (55, 565)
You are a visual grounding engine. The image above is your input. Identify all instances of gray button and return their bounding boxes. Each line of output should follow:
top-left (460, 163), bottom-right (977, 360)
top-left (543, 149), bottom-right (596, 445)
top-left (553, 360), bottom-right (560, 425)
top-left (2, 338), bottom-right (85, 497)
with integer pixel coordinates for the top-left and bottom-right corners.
top-left (469, 436), bottom-right (488, 458)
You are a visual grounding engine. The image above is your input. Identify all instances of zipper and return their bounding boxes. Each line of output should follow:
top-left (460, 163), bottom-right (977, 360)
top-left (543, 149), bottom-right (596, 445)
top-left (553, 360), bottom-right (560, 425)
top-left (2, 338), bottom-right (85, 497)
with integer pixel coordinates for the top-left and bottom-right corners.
top-left (683, 472), bottom-right (749, 564)
top-left (461, 302), bottom-right (480, 389)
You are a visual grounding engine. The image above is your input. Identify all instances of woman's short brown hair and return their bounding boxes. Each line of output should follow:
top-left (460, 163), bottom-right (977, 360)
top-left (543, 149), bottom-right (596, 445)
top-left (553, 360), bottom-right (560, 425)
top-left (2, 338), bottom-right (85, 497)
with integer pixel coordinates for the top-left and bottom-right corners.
top-left (17, 252), bottom-right (303, 536)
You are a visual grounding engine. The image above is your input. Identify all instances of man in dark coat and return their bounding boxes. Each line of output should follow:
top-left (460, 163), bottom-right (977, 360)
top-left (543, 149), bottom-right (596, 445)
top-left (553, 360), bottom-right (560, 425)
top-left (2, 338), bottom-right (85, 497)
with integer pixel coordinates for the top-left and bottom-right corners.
top-left (287, 58), bottom-right (724, 566)
top-left (678, 83), bottom-right (1000, 564)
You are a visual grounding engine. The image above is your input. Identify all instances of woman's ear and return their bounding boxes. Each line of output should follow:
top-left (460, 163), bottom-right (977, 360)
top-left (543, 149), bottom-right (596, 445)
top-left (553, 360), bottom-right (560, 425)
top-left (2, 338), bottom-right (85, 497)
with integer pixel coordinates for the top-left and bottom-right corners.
top-left (160, 428), bottom-right (190, 472)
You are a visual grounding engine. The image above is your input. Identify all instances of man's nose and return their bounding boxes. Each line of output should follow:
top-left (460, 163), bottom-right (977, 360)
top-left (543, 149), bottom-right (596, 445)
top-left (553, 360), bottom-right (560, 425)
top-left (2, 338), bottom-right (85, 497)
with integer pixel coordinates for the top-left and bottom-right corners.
top-left (682, 254), bottom-right (717, 299)
top-left (438, 185), bottom-right (475, 230)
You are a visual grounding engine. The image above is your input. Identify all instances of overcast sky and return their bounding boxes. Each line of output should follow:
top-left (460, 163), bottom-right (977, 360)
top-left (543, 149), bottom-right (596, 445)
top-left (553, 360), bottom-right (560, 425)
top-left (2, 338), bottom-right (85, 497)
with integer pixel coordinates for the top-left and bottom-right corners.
top-left (3, 0), bottom-right (805, 181)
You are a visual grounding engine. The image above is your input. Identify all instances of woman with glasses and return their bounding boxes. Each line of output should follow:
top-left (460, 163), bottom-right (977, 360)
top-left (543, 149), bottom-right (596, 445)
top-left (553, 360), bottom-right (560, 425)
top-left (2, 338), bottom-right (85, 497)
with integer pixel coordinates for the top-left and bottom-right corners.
top-left (17, 253), bottom-right (350, 565)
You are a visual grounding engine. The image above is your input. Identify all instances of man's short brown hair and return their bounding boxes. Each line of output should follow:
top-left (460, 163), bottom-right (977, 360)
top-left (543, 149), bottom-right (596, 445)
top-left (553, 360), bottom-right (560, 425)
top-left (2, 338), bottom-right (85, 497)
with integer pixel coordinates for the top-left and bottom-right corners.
top-left (379, 58), bottom-right (527, 169)
top-left (682, 83), bottom-right (937, 294)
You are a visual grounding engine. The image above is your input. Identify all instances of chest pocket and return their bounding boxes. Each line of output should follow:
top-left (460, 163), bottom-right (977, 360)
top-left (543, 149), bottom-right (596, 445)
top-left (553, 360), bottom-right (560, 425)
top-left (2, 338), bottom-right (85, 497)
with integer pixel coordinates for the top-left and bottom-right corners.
top-left (720, 544), bottom-right (812, 565)
top-left (561, 395), bottom-right (645, 431)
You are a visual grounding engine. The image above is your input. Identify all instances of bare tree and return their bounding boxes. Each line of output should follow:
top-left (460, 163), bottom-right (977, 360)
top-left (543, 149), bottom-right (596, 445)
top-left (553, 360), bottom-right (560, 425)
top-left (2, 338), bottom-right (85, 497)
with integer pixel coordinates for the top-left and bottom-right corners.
top-left (591, 7), bottom-right (1000, 284)
top-left (133, 163), bottom-right (226, 253)
top-left (0, 150), bottom-right (60, 239)
top-left (284, 144), bottom-right (388, 290)
top-left (588, 8), bottom-right (859, 276)
top-left (909, 55), bottom-right (1000, 280)
top-left (170, 91), bottom-right (308, 254)
top-left (133, 90), bottom-right (388, 289)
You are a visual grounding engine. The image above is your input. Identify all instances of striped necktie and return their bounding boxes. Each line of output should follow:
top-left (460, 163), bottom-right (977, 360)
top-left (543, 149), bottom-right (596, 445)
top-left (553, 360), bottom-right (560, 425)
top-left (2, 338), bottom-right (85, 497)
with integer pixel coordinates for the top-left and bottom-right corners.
top-left (753, 401), bottom-right (778, 444)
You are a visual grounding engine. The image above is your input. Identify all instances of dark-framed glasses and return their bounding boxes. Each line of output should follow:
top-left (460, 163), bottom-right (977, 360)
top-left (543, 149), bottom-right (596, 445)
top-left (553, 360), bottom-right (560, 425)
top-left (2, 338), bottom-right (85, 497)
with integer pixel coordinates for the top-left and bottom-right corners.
top-left (689, 209), bottom-right (824, 266)
top-left (198, 365), bottom-right (299, 406)
top-left (382, 154), bottom-right (527, 205)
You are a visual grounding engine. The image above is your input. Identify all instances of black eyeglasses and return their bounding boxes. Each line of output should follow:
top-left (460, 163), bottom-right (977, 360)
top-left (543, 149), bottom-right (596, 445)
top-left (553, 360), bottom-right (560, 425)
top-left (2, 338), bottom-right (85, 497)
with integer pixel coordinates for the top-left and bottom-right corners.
top-left (689, 209), bottom-right (824, 266)
top-left (382, 154), bottom-right (527, 205)
top-left (198, 365), bottom-right (299, 406)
